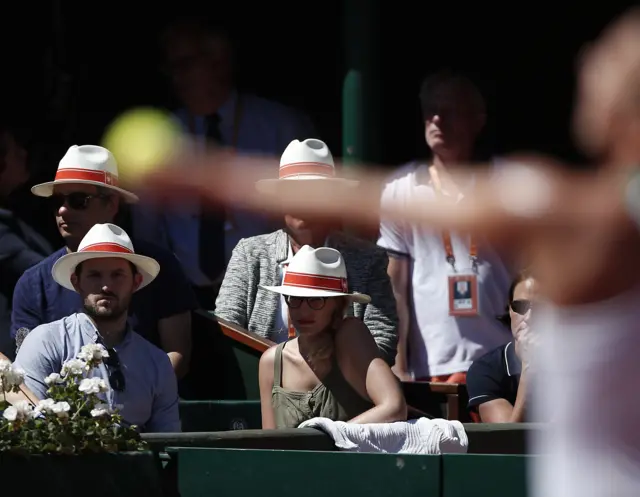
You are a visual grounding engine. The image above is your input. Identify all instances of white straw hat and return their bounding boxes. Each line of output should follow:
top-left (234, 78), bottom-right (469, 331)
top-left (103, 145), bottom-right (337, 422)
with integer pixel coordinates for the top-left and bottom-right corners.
top-left (261, 245), bottom-right (370, 303)
top-left (255, 138), bottom-right (359, 194)
top-left (32, 145), bottom-right (139, 203)
top-left (52, 223), bottom-right (159, 292)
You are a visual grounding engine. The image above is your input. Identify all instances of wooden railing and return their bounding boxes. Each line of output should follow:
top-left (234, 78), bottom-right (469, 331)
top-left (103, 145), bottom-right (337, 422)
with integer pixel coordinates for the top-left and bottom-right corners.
top-left (215, 315), bottom-right (275, 353)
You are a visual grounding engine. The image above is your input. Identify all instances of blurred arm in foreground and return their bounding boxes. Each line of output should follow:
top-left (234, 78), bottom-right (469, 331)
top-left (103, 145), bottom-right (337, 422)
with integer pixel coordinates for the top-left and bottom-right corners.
top-left (141, 149), bottom-right (633, 308)
top-left (129, 8), bottom-right (640, 311)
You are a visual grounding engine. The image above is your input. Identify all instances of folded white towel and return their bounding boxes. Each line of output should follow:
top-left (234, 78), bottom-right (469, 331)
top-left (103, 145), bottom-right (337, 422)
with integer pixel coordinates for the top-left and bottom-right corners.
top-left (298, 417), bottom-right (468, 454)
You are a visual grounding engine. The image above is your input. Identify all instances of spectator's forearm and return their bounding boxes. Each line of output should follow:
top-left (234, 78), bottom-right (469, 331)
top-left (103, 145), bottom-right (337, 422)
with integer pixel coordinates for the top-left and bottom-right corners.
top-left (509, 367), bottom-right (529, 423)
top-left (167, 352), bottom-right (189, 379)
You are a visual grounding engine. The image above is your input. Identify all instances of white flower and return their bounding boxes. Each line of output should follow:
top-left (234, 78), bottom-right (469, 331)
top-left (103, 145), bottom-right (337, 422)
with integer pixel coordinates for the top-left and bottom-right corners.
top-left (51, 401), bottom-right (70, 418)
top-left (3, 406), bottom-right (18, 421)
top-left (0, 360), bottom-right (25, 392)
top-left (78, 377), bottom-right (109, 395)
top-left (44, 373), bottom-right (63, 385)
top-left (35, 398), bottom-right (56, 413)
top-left (77, 344), bottom-right (109, 363)
top-left (34, 399), bottom-right (69, 418)
top-left (61, 359), bottom-right (88, 377)
top-left (3, 400), bottom-right (33, 422)
top-left (90, 404), bottom-right (113, 417)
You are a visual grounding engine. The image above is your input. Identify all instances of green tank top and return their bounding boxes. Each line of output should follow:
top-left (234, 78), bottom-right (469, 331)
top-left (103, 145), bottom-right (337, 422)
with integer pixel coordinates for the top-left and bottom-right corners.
top-left (272, 341), bottom-right (374, 429)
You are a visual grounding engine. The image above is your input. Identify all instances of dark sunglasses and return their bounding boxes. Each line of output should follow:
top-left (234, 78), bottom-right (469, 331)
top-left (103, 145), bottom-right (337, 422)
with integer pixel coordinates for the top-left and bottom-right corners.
top-left (103, 348), bottom-right (126, 392)
top-left (285, 296), bottom-right (327, 311)
top-left (49, 192), bottom-right (109, 211)
top-left (510, 299), bottom-right (532, 315)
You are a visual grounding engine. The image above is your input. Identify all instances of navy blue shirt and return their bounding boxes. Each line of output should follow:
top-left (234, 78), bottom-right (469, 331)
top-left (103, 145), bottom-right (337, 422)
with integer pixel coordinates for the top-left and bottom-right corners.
top-left (10, 239), bottom-right (197, 347)
top-left (467, 341), bottom-right (522, 410)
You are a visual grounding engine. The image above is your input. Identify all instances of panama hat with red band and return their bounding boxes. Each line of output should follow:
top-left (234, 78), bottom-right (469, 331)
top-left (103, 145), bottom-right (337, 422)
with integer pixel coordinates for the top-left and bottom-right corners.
top-left (261, 245), bottom-right (370, 303)
top-left (255, 138), bottom-right (359, 194)
top-left (52, 223), bottom-right (160, 292)
top-left (31, 145), bottom-right (139, 203)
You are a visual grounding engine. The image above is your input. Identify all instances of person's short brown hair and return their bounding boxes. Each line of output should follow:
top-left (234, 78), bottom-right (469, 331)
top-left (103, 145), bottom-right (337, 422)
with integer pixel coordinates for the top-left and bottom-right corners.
top-left (159, 16), bottom-right (232, 61)
top-left (418, 69), bottom-right (486, 119)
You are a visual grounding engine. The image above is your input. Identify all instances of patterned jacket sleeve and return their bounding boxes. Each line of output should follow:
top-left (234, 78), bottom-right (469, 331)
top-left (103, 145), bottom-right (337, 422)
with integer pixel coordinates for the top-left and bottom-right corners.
top-left (362, 248), bottom-right (399, 366)
top-left (215, 239), bottom-right (250, 328)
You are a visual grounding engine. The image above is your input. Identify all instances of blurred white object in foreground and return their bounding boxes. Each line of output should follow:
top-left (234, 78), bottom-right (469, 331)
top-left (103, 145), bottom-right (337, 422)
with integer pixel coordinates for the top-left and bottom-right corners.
top-left (532, 290), bottom-right (640, 497)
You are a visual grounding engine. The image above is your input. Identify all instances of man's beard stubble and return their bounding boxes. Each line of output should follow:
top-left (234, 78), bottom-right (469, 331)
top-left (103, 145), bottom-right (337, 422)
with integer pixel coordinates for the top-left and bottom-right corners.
top-left (83, 294), bottom-right (131, 322)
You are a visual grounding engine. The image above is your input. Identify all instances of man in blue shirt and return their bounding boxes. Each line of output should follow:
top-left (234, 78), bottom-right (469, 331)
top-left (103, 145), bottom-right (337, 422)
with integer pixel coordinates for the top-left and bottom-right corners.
top-left (15, 223), bottom-right (180, 432)
top-left (11, 145), bottom-right (197, 378)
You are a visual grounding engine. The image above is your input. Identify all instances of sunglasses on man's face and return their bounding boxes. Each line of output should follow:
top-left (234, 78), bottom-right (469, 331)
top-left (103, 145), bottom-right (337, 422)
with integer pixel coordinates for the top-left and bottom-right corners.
top-left (285, 296), bottom-right (327, 311)
top-left (510, 299), bottom-right (532, 315)
top-left (103, 348), bottom-right (126, 392)
top-left (49, 192), bottom-right (108, 211)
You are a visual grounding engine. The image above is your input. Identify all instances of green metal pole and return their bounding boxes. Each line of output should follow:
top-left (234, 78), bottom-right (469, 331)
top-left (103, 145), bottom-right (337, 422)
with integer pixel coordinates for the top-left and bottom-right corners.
top-left (342, 0), bottom-right (379, 167)
top-left (342, 0), bottom-right (379, 239)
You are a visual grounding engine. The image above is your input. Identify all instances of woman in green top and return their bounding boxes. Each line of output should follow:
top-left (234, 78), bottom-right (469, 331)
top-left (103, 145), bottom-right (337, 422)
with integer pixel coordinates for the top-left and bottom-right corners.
top-left (258, 245), bottom-right (406, 429)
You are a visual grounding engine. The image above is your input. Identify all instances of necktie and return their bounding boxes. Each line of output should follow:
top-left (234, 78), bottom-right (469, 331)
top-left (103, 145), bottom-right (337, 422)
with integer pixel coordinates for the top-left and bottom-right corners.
top-left (198, 114), bottom-right (226, 283)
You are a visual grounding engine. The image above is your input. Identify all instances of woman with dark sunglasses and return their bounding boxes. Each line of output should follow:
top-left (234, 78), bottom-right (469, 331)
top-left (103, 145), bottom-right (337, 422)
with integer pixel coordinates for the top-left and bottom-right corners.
top-left (258, 246), bottom-right (406, 429)
top-left (465, 271), bottom-right (538, 423)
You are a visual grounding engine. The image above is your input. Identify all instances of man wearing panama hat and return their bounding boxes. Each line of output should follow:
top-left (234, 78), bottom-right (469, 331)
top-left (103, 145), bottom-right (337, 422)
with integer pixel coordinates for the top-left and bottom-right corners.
top-left (10, 145), bottom-right (196, 379)
top-left (15, 223), bottom-right (180, 432)
top-left (216, 138), bottom-right (398, 364)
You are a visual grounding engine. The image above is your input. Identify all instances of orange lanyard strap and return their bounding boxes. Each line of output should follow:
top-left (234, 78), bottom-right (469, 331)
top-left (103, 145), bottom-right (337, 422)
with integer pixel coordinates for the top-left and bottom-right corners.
top-left (429, 166), bottom-right (478, 271)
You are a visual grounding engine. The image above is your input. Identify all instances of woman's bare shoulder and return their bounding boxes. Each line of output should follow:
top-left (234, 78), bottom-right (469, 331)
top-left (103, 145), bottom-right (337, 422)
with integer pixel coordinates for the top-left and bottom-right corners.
top-left (260, 343), bottom-right (278, 366)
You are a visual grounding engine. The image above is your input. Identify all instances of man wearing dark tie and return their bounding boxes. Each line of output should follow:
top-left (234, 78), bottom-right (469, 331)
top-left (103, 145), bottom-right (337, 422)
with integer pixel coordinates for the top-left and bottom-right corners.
top-left (131, 16), bottom-right (316, 308)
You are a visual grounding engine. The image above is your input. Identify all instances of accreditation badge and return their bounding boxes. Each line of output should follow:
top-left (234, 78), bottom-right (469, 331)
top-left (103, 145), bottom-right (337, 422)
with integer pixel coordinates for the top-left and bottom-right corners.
top-left (448, 273), bottom-right (479, 316)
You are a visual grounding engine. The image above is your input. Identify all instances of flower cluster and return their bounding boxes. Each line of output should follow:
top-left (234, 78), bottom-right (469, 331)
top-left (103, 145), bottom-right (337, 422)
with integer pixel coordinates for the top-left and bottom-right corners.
top-left (0, 344), bottom-right (145, 454)
top-left (0, 360), bottom-right (24, 394)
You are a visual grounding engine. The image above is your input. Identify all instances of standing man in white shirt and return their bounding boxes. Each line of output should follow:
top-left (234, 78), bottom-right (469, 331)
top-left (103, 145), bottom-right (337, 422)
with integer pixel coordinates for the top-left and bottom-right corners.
top-left (378, 71), bottom-right (512, 383)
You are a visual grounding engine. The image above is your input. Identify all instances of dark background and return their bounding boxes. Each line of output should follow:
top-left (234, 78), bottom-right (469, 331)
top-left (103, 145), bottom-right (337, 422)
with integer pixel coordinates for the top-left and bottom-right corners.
top-left (1, 1), bottom-right (636, 179)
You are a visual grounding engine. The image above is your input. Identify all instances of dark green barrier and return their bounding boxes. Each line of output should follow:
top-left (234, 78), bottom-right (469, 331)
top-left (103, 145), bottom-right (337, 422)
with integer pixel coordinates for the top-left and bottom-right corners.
top-left (0, 451), bottom-right (164, 497)
top-left (442, 454), bottom-right (533, 497)
top-left (146, 426), bottom-right (540, 497)
top-left (179, 400), bottom-right (262, 432)
top-left (142, 428), bottom-right (335, 453)
top-left (166, 408), bottom-right (540, 454)
top-left (178, 448), bottom-right (442, 497)
top-left (466, 423), bottom-right (540, 454)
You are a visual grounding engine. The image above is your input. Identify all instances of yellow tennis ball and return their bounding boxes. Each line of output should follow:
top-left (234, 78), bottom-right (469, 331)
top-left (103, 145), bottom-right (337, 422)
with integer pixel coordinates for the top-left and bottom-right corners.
top-left (102, 108), bottom-right (182, 184)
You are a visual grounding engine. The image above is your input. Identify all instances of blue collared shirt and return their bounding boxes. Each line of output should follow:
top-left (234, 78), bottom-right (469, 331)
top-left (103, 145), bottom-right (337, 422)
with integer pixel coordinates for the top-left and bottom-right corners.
top-left (130, 90), bottom-right (317, 286)
top-left (15, 313), bottom-right (180, 433)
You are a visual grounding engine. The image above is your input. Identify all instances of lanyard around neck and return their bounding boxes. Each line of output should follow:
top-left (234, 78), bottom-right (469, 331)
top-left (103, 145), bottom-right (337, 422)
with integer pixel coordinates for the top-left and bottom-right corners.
top-left (428, 165), bottom-right (478, 272)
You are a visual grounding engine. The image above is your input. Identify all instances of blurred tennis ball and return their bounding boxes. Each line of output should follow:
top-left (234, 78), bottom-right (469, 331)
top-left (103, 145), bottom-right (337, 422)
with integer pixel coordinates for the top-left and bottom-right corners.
top-left (102, 108), bottom-right (182, 184)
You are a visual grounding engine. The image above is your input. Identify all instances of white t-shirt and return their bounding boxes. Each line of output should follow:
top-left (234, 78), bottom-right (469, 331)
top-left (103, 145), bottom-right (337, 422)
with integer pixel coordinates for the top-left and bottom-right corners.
top-left (531, 289), bottom-right (640, 497)
top-left (377, 162), bottom-right (513, 377)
